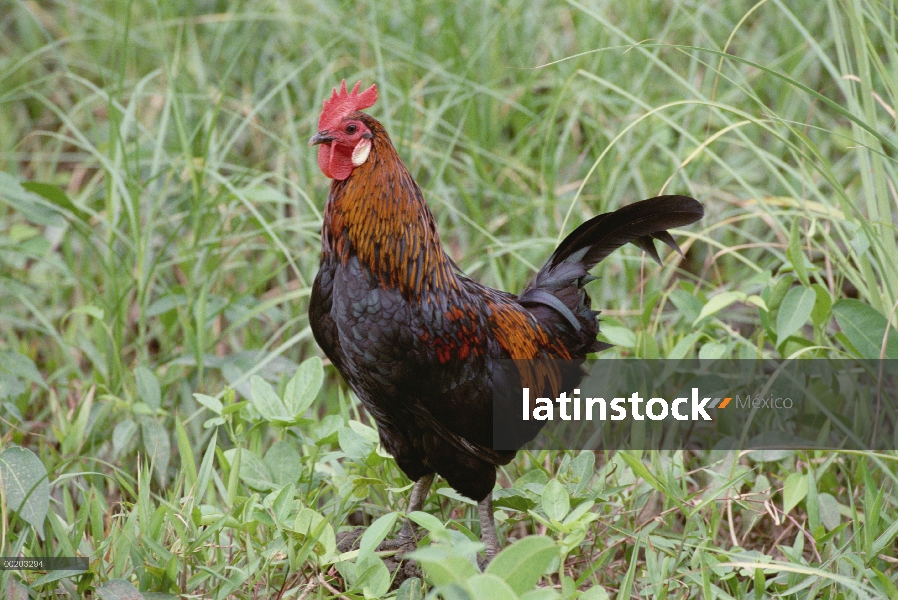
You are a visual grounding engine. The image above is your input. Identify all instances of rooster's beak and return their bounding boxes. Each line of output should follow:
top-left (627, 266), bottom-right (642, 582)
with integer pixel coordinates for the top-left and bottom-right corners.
top-left (309, 131), bottom-right (334, 146)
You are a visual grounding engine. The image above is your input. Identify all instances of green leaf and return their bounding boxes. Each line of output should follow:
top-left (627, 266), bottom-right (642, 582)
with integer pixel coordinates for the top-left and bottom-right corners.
top-left (486, 535), bottom-right (557, 595)
top-left (492, 488), bottom-right (536, 512)
top-left (521, 588), bottom-right (561, 600)
top-left (112, 420), bottom-right (138, 457)
top-left (135, 366), bottom-right (161, 411)
top-left (467, 573), bottom-right (519, 600)
top-left (0, 351), bottom-right (44, 386)
top-left (833, 299), bottom-right (898, 358)
top-left (249, 375), bottom-right (290, 423)
top-left (810, 284), bottom-right (832, 328)
top-left (395, 577), bottom-right (425, 600)
top-left (348, 420), bottom-right (380, 442)
top-left (284, 357), bottom-right (323, 417)
top-left (141, 419), bottom-right (170, 486)
top-left (0, 351), bottom-right (46, 399)
top-left (175, 418), bottom-right (197, 487)
top-left (0, 446), bottom-right (49, 537)
top-left (617, 452), bottom-right (666, 497)
top-left (22, 181), bottom-right (90, 223)
top-left (695, 291), bottom-right (745, 324)
top-left (598, 325), bottom-right (636, 348)
top-left (196, 430), bottom-right (217, 499)
top-left (669, 289), bottom-right (704, 324)
top-left (805, 469), bottom-right (820, 532)
top-left (293, 507), bottom-right (337, 561)
top-left (223, 448), bottom-right (274, 491)
top-left (579, 586), bottom-right (611, 600)
top-left (409, 545), bottom-right (480, 586)
top-left (356, 554), bottom-right (391, 599)
top-left (782, 472), bottom-right (808, 515)
top-left (0, 375), bottom-right (25, 403)
top-left (264, 441), bottom-right (302, 486)
top-left (68, 304), bottom-right (106, 321)
top-left (787, 219), bottom-right (809, 285)
top-left (817, 493), bottom-right (840, 531)
top-left (698, 342), bottom-right (727, 359)
top-left (242, 185), bottom-right (293, 204)
top-left (359, 512), bottom-right (399, 557)
top-left (565, 451), bottom-right (595, 497)
top-left (745, 295), bottom-right (768, 311)
top-left (10, 222), bottom-right (38, 242)
top-left (562, 500), bottom-right (595, 525)
top-left (870, 566), bottom-right (898, 600)
top-left (0, 171), bottom-right (64, 226)
top-left (745, 448), bottom-right (793, 463)
top-left (871, 517), bottom-right (898, 557)
top-left (95, 578), bottom-right (145, 600)
top-left (776, 286), bottom-right (815, 344)
top-left (541, 479), bottom-right (570, 521)
top-left (193, 393), bottom-right (223, 415)
top-left (338, 423), bottom-right (377, 460)
top-left (851, 228), bottom-right (870, 256)
top-left (408, 510), bottom-right (446, 534)
top-left (515, 469), bottom-right (548, 489)
top-left (668, 331), bottom-right (702, 359)
top-left (268, 483), bottom-right (296, 524)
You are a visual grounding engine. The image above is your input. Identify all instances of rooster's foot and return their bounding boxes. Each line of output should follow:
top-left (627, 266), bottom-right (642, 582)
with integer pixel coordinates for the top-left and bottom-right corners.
top-left (375, 522), bottom-right (418, 554)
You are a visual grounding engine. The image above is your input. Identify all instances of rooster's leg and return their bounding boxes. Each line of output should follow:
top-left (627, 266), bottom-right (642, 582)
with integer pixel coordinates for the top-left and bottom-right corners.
top-left (478, 493), bottom-right (498, 564)
top-left (379, 473), bottom-right (435, 551)
top-left (397, 472), bottom-right (435, 541)
top-left (407, 473), bottom-right (435, 513)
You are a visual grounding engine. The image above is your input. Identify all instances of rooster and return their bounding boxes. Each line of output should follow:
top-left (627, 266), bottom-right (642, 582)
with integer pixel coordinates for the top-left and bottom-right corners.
top-left (308, 80), bottom-right (703, 562)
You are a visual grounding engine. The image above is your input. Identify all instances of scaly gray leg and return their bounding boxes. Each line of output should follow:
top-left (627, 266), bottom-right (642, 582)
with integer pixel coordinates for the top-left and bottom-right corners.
top-left (478, 493), bottom-right (498, 564)
top-left (408, 473), bottom-right (435, 513)
top-left (379, 473), bottom-right (435, 550)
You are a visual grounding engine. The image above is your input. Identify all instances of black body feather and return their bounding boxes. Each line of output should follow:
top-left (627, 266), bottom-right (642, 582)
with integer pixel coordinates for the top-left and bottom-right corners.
top-left (311, 116), bottom-right (703, 502)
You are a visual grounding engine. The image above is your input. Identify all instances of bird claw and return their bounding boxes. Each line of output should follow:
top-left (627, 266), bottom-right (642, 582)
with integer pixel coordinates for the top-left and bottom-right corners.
top-left (477, 546), bottom-right (498, 570)
top-left (377, 528), bottom-right (424, 591)
top-left (337, 520), bottom-right (421, 556)
top-left (375, 534), bottom-right (417, 554)
top-left (374, 520), bottom-right (421, 554)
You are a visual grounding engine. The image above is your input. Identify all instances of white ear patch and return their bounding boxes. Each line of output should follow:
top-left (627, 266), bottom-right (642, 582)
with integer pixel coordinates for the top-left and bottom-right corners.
top-left (351, 138), bottom-right (372, 167)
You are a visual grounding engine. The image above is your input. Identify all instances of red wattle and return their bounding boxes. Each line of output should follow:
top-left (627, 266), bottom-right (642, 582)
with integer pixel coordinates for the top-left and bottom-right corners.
top-left (319, 143), bottom-right (354, 181)
top-left (317, 145), bottom-right (333, 179)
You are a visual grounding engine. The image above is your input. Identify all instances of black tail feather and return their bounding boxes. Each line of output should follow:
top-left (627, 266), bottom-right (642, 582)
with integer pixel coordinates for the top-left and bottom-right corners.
top-left (547, 195), bottom-right (703, 271)
top-left (523, 195), bottom-right (703, 297)
top-left (518, 195), bottom-right (703, 355)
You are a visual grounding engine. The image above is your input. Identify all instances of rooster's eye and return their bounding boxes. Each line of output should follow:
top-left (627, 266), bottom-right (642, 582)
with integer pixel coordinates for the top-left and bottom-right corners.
top-left (345, 124), bottom-right (357, 134)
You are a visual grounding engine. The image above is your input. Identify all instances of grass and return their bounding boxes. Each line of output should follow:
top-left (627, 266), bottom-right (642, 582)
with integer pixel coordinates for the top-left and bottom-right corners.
top-left (1, 0), bottom-right (897, 597)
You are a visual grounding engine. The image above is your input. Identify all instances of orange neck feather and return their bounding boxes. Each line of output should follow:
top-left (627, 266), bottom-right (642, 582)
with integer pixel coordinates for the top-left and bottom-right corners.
top-left (321, 119), bottom-right (457, 297)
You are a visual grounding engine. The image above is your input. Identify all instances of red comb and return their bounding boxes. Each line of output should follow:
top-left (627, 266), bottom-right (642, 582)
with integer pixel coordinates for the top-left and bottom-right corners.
top-left (317, 80), bottom-right (378, 131)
